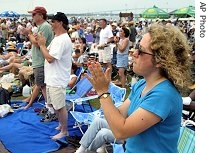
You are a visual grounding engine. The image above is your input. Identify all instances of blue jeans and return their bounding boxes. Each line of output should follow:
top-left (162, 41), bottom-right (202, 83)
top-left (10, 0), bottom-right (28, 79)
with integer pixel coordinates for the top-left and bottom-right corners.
top-left (80, 118), bottom-right (121, 151)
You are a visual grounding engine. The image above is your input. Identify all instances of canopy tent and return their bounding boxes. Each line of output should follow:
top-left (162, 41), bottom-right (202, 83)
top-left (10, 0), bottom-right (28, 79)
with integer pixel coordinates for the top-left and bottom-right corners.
top-left (0, 10), bottom-right (20, 18)
top-left (170, 6), bottom-right (195, 18)
top-left (141, 5), bottom-right (169, 19)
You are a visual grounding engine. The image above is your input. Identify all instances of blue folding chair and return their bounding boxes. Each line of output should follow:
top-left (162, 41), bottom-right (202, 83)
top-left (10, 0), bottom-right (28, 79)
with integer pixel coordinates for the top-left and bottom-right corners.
top-left (178, 120), bottom-right (195, 153)
top-left (70, 82), bottom-right (126, 134)
top-left (74, 66), bottom-right (83, 84)
top-left (66, 77), bottom-right (96, 112)
top-left (16, 43), bottom-right (24, 55)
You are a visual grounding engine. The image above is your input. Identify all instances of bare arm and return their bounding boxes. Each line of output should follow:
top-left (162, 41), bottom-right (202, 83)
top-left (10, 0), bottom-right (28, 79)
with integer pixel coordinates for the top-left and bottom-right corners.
top-left (116, 38), bottom-right (129, 53)
top-left (85, 62), bottom-right (161, 140)
top-left (68, 76), bottom-right (77, 88)
top-left (100, 96), bottom-right (161, 140)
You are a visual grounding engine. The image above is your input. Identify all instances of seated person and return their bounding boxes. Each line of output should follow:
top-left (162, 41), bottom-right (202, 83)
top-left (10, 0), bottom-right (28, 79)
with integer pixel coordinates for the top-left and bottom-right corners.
top-left (75, 117), bottom-right (124, 153)
top-left (68, 63), bottom-right (78, 88)
top-left (72, 48), bottom-right (85, 67)
top-left (0, 49), bottom-right (32, 74)
top-left (182, 89), bottom-right (195, 112)
top-left (0, 42), bottom-right (19, 62)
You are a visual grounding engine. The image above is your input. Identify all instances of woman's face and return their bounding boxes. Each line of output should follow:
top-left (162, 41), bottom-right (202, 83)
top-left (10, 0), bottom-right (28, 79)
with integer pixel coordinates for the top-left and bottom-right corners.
top-left (132, 33), bottom-right (156, 77)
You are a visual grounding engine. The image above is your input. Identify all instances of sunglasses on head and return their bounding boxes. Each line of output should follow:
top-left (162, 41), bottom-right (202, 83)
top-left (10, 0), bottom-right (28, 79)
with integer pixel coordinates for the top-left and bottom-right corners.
top-left (137, 47), bottom-right (154, 56)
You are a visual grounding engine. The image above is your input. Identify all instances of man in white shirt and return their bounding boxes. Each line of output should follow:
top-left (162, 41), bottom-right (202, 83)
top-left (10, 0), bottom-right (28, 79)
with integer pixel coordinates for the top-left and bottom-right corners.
top-left (97, 18), bottom-right (114, 71)
top-left (37, 12), bottom-right (72, 140)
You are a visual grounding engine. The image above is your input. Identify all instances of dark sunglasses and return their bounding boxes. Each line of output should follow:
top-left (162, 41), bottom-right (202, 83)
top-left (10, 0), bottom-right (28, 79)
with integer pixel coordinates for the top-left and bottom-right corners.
top-left (138, 48), bottom-right (154, 56)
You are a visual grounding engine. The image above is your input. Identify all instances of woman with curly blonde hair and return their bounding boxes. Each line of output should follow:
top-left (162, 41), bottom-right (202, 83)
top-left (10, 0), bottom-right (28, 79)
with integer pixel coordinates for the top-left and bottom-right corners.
top-left (82, 23), bottom-right (192, 153)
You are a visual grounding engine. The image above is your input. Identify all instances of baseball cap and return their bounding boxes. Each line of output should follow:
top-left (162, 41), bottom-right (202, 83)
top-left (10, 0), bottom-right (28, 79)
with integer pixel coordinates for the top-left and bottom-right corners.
top-left (28, 6), bottom-right (47, 14)
top-left (48, 12), bottom-right (68, 25)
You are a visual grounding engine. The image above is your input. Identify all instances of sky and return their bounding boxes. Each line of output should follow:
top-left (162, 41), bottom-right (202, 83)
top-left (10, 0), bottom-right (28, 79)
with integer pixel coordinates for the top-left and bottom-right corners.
top-left (0, 0), bottom-right (195, 14)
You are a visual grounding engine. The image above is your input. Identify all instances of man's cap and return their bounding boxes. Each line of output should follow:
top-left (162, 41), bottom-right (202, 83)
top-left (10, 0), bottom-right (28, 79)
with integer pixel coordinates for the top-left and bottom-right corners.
top-left (111, 22), bottom-right (118, 27)
top-left (28, 6), bottom-right (47, 14)
top-left (48, 12), bottom-right (68, 25)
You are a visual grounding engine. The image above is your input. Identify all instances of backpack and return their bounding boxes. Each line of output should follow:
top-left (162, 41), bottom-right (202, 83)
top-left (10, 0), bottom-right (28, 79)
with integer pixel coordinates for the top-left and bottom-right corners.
top-left (0, 85), bottom-right (11, 105)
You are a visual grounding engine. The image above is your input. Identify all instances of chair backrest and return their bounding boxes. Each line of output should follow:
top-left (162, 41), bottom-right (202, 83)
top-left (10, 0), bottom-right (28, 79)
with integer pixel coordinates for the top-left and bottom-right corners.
top-left (75, 66), bottom-right (83, 84)
top-left (66, 77), bottom-right (93, 101)
top-left (16, 43), bottom-right (24, 55)
top-left (178, 120), bottom-right (195, 153)
top-left (108, 83), bottom-right (126, 104)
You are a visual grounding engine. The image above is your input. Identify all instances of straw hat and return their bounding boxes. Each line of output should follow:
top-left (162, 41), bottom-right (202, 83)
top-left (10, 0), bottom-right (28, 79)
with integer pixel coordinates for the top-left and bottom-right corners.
top-left (6, 43), bottom-right (17, 52)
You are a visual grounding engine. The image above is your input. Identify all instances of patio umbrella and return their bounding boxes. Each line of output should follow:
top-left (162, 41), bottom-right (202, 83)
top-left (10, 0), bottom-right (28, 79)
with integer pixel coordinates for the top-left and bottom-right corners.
top-left (171, 6), bottom-right (195, 18)
top-left (0, 10), bottom-right (20, 18)
top-left (141, 5), bottom-right (169, 19)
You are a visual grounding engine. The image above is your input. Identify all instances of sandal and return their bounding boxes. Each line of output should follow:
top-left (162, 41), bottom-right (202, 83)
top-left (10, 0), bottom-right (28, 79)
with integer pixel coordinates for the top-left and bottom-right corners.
top-left (40, 112), bottom-right (58, 122)
top-left (37, 108), bottom-right (48, 116)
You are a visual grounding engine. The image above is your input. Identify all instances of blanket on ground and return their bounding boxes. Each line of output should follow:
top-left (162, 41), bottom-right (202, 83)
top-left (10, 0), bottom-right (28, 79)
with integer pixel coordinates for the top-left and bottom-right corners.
top-left (0, 100), bottom-right (94, 153)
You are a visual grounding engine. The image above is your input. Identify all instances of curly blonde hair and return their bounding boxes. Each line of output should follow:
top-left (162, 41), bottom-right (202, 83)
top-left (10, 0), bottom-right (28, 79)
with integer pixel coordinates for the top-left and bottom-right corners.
top-left (147, 24), bottom-right (193, 94)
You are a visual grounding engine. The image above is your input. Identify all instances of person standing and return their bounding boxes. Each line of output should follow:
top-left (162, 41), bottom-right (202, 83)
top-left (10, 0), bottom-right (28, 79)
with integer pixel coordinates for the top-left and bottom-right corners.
top-left (114, 27), bottom-right (130, 88)
top-left (22, 6), bottom-right (54, 111)
top-left (37, 12), bottom-right (72, 140)
top-left (97, 18), bottom-right (114, 71)
top-left (85, 23), bottom-right (192, 153)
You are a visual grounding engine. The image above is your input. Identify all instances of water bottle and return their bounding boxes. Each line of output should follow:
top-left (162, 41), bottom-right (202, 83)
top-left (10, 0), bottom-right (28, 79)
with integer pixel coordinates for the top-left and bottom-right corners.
top-left (22, 85), bottom-right (31, 97)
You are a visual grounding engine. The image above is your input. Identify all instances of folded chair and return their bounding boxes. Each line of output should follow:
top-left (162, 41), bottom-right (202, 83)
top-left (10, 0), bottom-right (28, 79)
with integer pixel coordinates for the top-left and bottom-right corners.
top-left (70, 82), bottom-right (126, 134)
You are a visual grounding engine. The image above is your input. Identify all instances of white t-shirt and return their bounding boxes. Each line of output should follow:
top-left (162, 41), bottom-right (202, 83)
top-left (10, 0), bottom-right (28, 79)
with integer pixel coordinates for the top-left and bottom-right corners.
top-left (45, 33), bottom-right (73, 88)
top-left (99, 26), bottom-right (113, 45)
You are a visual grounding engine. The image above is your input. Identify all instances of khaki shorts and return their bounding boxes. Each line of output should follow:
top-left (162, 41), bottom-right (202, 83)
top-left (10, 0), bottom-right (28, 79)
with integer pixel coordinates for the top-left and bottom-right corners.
top-left (98, 46), bottom-right (112, 63)
top-left (46, 86), bottom-right (66, 110)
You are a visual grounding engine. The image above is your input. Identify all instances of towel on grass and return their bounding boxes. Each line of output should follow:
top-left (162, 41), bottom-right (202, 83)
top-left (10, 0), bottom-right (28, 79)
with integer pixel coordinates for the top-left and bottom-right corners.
top-left (0, 100), bottom-right (94, 153)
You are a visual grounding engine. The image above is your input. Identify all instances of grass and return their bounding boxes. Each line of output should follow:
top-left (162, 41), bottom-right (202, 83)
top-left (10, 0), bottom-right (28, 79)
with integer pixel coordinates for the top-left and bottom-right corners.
top-left (90, 87), bottom-right (131, 109)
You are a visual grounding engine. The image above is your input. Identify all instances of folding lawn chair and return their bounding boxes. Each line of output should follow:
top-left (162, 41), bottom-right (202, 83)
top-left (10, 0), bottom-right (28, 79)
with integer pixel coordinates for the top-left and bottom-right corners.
top-left (16, 43), bottom-right (24, 55)
top-left (178, 120), bottom-right (195, 153)
top-left (74, 66), bottom-right (83, 84)
top-left (65, 76), bottom-right (97, 112)
top-left (70, 82), bottom-right (126, 134)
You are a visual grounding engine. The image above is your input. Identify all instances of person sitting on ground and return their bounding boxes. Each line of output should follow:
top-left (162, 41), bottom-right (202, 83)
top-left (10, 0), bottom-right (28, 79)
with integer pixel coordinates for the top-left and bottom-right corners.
top-left (83, 23), bottom-right (192, 153)
top-left (0, 49), bottom-right (32, 74)
top-left (72, 48), bottom-right (84, 67)
top-left (0, 42), bottom-right (19, 63)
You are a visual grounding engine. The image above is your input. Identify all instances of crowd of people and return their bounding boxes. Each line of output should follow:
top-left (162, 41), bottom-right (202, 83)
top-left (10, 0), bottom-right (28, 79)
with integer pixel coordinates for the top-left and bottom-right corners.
top-left (0, 5), bottom-right (195, 153)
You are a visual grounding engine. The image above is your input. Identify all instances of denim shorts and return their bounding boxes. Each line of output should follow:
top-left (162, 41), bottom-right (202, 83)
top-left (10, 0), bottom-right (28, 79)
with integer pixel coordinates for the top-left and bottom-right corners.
top-left (116, 54), bottom-right (128, 68)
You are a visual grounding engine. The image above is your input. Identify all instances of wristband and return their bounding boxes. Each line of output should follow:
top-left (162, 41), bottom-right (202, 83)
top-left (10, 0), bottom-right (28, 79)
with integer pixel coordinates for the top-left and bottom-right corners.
top-left (98, 92), bottom-right (110, 99)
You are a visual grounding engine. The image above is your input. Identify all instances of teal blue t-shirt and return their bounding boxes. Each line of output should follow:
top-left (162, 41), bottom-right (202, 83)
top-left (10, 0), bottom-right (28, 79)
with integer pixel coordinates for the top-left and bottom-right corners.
top-left (126, 79), bottom-right (182, 153)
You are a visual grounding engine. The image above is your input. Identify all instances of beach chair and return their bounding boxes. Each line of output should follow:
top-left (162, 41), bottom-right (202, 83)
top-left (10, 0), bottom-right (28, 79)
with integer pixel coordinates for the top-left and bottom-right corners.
top-left (16, 43), bottom-right (24, 55)
top-left (70, 82), bottom-right (126, 134)
top-left (65, 76), bottom-right (96, 112)
top-left (178, 120), bottom-right (195, 153)
top-left (74, 66), bottom-right (83, 84)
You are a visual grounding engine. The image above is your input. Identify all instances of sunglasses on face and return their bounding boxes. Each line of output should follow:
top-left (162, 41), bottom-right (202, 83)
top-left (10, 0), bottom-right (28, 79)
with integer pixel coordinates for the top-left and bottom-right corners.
top-left (137, 47), bottom-right (154, 56)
